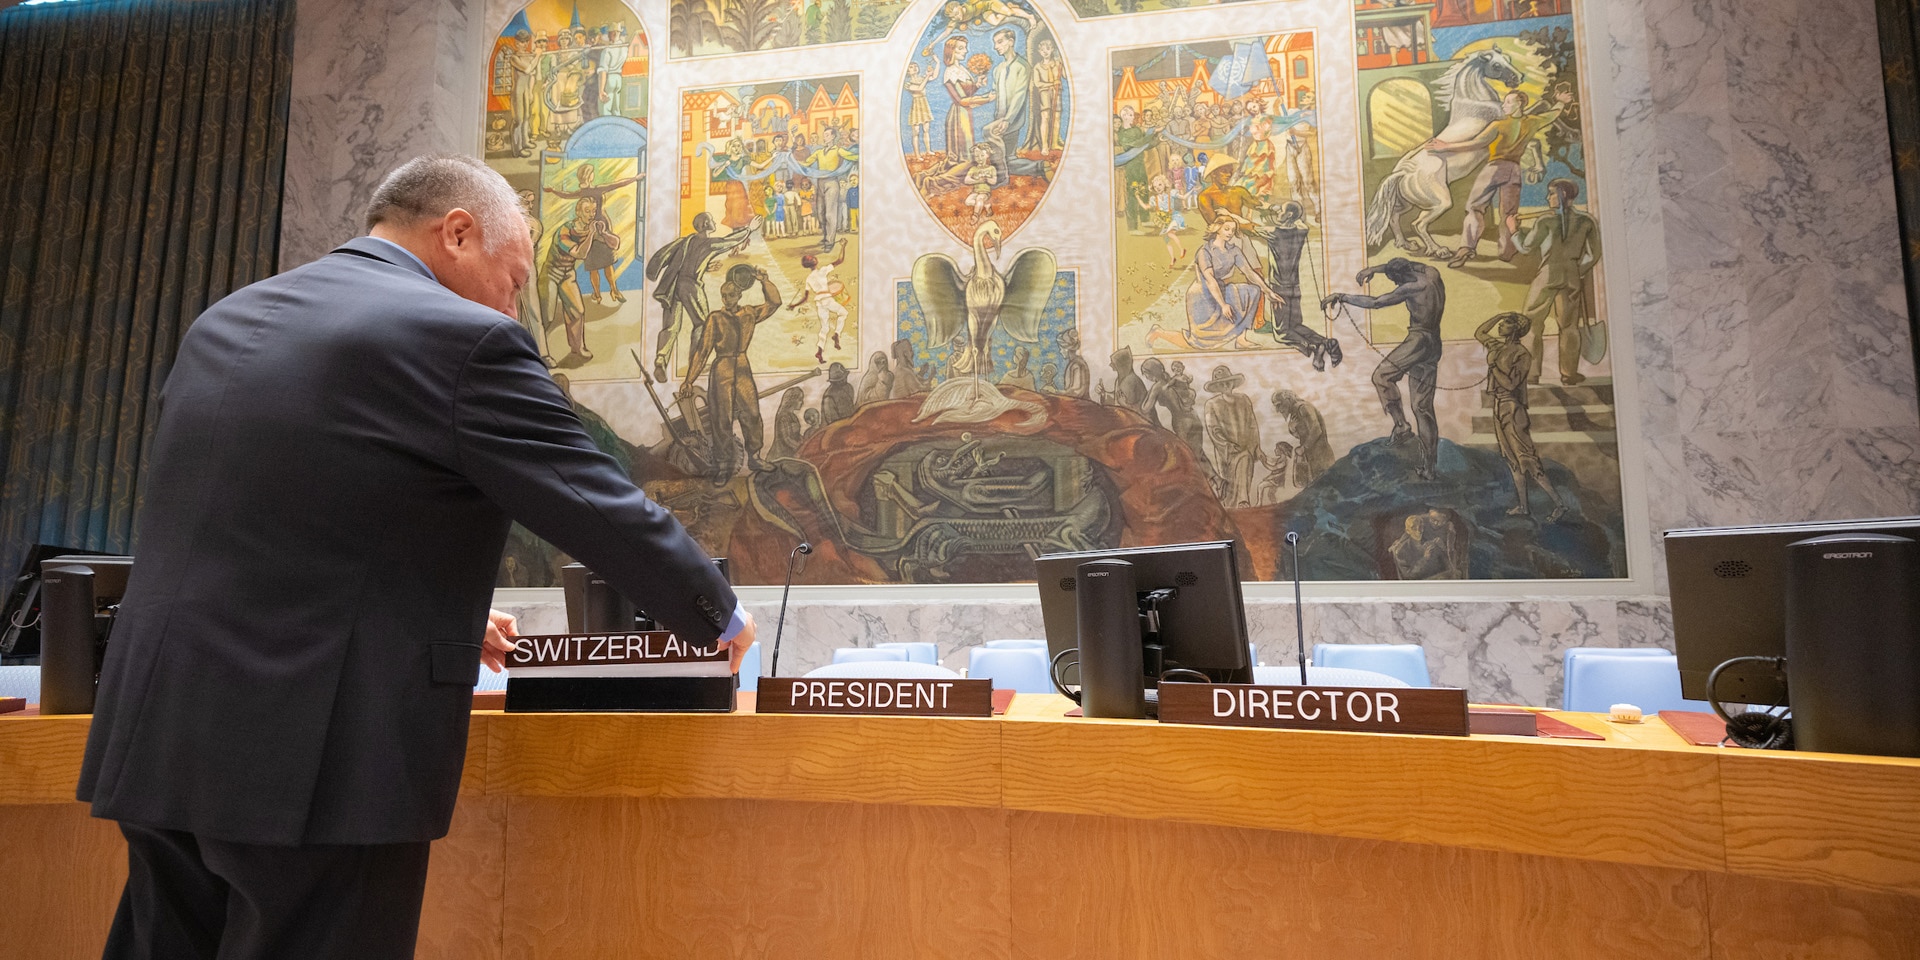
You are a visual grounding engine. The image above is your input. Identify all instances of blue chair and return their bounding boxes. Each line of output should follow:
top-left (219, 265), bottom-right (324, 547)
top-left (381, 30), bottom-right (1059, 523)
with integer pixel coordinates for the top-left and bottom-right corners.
top-left (1562, 653), bottom-right (1708, 713)
top-left (831, 647), bottom-right (909, 665)
top-left (804, 661), bottom-right (961, 680)
top-left (967, 647), bottom-right (1054, 693)
top-left (1312, 644), bottom-right (1431, 687)
top-left (1249, 642), bottom-right (1261, 667)
top-left (984, 639), bottom-right (1048, 651)
top-left (737, 643), bottom-right (763, 693)
top-left (475, 668), bottom-right (509, 693)
top-left (876, 642), bottom-right (938, 665)
top-left (1561, 646), bottom-right (1670, 681)
top-left (1254, 665), bottom-right (1410, 688)
top-left (0, 665), bottom-right (40, 701)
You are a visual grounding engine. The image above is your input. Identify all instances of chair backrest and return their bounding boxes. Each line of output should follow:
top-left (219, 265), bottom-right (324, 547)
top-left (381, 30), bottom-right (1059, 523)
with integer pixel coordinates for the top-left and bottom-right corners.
top-left (967, 647), bottom-right (1054, 693)
top-left (475, 669), bottom-right (509, 692)
top-left (0, 664), bottom-right (40, 701)
top-left (737, 643), bottom-right (763, 692)
top-left (876, 642), bottom-right (938, 665)
top-left (831, 647), bottom-right (909, 665)
top-left (984, 639), bottom-right (1048, 651)
top-left (1560, 646), bottom-right (1670, 687)
top-left (1312, 643), bottom-right (1431, 687)
top-left (1253, 665), bottom-right (1410, 688)
top-left (1563, 653), bottom-right (1702, 713)
top-left (803, 661), bottom-right (962, 680)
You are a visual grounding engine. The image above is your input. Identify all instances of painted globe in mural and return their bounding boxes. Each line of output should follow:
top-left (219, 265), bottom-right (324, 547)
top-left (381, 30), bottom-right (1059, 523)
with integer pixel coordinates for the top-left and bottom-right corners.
top-left (898, 0), bottom-right (1070, 243)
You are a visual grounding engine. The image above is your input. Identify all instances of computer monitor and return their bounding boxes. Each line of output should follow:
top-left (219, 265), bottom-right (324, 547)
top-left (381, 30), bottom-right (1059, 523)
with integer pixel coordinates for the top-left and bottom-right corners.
top-left (562, 557), bottom-right (733, 634)
top-left (1, 544), bottom-right (89, 661)
top-left (1035, 540), bottom-right (1253, 685)
top-left (1665, 516), bottom-right (1920, 702)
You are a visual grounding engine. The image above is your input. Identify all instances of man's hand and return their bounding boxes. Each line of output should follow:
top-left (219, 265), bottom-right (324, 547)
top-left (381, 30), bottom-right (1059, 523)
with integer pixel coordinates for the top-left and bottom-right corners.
top-left (719, 612), bottom-right (758, 675)
top-left (482, 609), bottom-right (518, 673)
top-left (1321, 293), bottom-right (1347, 311)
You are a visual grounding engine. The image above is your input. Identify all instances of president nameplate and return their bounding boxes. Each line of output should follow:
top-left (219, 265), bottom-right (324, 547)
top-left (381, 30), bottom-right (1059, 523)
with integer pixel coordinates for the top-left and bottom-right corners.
top-left (756, 677), bottom-right (993, 717)
top-left (1156, 683), bottom-right (1470, 737)
top-left (505, 632), bottom-right (735, 712)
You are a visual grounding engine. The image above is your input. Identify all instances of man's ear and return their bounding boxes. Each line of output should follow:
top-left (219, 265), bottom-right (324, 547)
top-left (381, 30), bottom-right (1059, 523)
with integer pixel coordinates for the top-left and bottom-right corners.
top-left (443, 208), bottom-right (479, 250)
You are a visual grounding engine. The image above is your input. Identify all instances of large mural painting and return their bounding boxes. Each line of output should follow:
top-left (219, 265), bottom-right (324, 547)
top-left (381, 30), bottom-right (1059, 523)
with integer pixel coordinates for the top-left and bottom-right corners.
top-left (491, 0), bottom-right (1631, 587)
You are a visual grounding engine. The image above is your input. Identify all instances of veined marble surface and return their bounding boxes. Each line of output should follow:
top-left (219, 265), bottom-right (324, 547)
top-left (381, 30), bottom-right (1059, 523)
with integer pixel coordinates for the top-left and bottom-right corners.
top-left (308, 0), bottom-right (1920, 705)
top-left (281, 0), bottom-right (484, 270)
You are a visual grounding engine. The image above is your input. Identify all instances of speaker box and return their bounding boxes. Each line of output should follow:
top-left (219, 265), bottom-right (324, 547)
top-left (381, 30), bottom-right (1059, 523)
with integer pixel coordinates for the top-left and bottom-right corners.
top-left (1075, 558), bottom-right (1148, 720)
top-left (1784, 533), bottom-right (1920, 757)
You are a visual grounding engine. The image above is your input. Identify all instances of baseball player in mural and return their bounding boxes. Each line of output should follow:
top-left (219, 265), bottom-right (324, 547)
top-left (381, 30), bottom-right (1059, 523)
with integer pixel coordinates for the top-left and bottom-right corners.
top-left (681, 264), bottom-right (783, 480)
top-left (1476, 311), bottom-right (1569, 522)
top-left (1322, 258), bottom-right (1446, 480)
top-left (788, 239), bottom-right (850, 365)
top-left (646, 212), bottom-right (759, 383)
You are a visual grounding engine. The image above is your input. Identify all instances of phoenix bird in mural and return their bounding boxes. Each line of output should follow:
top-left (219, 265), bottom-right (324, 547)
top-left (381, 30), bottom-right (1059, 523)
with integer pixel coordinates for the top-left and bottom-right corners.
top-left (912, 219), bottom-right (1056, 427)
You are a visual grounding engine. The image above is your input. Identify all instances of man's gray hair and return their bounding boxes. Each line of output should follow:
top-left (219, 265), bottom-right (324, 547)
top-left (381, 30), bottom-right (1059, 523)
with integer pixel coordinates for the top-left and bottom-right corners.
top-left (364, 154), bottom-right (523, 251)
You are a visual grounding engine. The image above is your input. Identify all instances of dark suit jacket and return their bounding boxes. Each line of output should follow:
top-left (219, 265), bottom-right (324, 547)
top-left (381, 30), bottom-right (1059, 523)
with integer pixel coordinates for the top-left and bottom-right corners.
top-left (77, 237), bottom-right (736, 846)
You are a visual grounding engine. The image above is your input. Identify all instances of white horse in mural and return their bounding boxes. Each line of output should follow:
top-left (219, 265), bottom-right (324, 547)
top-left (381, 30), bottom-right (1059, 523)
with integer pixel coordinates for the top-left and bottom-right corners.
top-left (1364, 49), bottom-right (1525, 257)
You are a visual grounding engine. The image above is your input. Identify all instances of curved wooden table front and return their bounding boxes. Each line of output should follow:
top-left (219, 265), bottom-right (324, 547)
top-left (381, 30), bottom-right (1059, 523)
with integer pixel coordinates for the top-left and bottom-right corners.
top-left (4, 695), bottom-right (1918, 959)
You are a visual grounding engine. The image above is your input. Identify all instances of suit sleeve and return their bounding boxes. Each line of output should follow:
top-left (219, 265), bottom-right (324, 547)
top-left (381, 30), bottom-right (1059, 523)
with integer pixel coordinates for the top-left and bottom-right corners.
top-left (453, 320), bottom-right (738, 644)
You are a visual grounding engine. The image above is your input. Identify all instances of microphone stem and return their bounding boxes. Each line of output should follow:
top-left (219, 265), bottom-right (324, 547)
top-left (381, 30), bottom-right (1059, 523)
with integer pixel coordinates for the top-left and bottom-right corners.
top-left (1290, 533), bottom-right (1306, 686)
top-left (772, 546), bottom-right (803, 677)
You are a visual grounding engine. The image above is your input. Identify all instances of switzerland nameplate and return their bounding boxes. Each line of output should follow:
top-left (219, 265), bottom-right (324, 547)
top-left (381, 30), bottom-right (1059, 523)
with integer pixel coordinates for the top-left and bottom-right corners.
top-left (1156, 682), bottom-right (1470, 737)
top-left (506, 631), bottom-right (730, 678)
top-left (756, 677), bottom-right (993, 717)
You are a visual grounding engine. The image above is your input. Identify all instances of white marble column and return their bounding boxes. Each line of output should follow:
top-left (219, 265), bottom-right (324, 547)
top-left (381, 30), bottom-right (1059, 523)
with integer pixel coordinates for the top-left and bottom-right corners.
top-left (280, 0), bottom-right (488, 270)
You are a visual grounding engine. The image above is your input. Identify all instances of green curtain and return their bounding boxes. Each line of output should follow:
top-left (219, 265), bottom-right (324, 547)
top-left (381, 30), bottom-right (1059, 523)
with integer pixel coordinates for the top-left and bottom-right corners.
top-left (1877, 0), bottom-right (1920, 377)
top-left (0, 0), bottom-right (293, 580)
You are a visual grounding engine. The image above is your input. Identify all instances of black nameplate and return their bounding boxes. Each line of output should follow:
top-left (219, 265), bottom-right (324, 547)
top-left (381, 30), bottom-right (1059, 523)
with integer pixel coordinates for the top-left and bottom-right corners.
top-left (1157, 683), bottom-right (1470, 737)
top-left (504, 675), bottom-right (737, 713)
top-left (756, 677), bottom-right (992, 717)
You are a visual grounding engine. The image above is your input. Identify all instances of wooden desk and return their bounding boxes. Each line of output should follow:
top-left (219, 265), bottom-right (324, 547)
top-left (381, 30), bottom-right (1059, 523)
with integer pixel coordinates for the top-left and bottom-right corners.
top-left (4, 697), bottom-right (1918, 959)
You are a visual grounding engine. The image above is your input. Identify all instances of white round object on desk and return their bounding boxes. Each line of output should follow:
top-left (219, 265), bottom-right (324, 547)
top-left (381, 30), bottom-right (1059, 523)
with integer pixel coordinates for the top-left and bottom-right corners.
top-left (1610, 703), bottom-right (1645, 723)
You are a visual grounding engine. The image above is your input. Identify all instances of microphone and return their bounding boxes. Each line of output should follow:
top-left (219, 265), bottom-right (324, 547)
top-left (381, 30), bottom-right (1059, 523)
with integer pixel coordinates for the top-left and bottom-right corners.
top-left (770, 541), bottom-right (812, 677)
top-left (1287, 532), bottom-right (1307, 686)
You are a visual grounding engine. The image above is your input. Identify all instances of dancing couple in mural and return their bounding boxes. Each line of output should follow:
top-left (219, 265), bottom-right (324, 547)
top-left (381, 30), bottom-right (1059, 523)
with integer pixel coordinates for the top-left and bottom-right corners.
top-left (1109, 35), bottom-right (1339, 371)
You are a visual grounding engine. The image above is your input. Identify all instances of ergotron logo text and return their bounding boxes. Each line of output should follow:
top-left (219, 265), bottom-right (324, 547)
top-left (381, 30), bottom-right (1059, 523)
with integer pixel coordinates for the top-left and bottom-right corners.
top-left (1823, 552), bottom-right (1875, 560)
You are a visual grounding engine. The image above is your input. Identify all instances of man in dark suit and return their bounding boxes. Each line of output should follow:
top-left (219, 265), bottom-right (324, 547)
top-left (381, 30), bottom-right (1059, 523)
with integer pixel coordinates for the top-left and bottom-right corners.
top-left (78, 154), bottom-right (755, 960)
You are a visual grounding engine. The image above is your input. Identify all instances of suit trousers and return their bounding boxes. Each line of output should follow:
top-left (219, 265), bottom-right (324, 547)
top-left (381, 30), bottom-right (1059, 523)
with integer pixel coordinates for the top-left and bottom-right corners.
top-left (101, 821), bottom-right (431, 960)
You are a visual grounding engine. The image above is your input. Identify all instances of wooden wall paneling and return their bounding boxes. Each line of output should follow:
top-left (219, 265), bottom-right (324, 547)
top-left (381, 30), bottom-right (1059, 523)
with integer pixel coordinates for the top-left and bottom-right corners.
top-left (998, 720), bottom-right (1727, 871)
top-left (1007, 811), bottom-right (1712, 960)
top-left (1719, 750), bottom-right (1920, 897)
top-left (0, 716), bottom-right (91, 803)
top-left (1705, 871), bottom-right (1920, 960)
top-left (418, 795), bottom-right (508, 960)
top-left (499, 797), bottom-right (1013, 960)
top-left (486, 714), bottom-right (1003, 808)
top-left (0, 803), bottom-right (125, 960)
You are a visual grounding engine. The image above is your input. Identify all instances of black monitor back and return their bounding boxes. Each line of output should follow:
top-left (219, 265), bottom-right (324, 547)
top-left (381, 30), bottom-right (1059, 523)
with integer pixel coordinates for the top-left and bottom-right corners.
top-left (1, 544), bottom-right (90, 661)
top-left (1665, 516), bottom-right (1920, 702)
top-left (1035, 540), bottom-right (1252, 683)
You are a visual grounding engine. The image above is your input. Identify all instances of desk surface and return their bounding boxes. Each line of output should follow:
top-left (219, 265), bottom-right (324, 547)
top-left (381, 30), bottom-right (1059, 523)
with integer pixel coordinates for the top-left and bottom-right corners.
top-left (5, 694), bottom-right (1918, 898)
